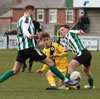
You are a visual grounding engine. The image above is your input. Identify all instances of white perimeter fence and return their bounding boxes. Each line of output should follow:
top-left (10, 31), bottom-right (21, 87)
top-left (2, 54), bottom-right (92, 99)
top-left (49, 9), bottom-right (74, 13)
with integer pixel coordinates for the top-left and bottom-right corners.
top-left (0, 35), bottom-right (100, 51)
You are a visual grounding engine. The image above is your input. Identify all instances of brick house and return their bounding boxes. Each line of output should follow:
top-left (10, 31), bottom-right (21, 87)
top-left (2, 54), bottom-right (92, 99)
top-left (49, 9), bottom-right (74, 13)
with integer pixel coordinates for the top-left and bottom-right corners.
top-left (0, 0), bottom-right (84, 35)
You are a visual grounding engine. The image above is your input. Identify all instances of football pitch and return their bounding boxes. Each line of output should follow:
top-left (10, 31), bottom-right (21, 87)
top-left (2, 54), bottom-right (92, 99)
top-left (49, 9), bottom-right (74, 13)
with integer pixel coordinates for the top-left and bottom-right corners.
top-left (0, 49), bottom-right (100, 99)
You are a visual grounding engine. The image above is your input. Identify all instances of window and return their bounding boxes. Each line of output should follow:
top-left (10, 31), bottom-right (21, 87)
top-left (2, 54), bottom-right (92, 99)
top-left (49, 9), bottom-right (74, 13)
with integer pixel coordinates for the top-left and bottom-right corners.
top-left (49, 9), bottom-right (57, 23)
top-left (79, 9), bottom-right (84, 17)
top-left (66, 10), bottom-right (73, 23)
top-left (37, 9), bottom-right (44, 21)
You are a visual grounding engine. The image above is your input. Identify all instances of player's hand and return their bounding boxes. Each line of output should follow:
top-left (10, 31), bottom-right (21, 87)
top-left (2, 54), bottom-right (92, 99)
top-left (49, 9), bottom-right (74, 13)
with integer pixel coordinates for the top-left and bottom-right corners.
top-left (77, 30), bottom-right (85, 35)
top-left (64, 48), bottom-right (69, 52)
top-left (79, 29), bottom-right (85, 34)
top-left (37, 41), bottom-right (44, 47)
top-left (34, 34), bottom-right (39, 39)
top-left (53, 53), bottom-right (59, 57)
top-left (35, 69), bottom-right (43, 75)
top-left (29, 34), bottom-right (34, 39)
top-left (29, 34), bottom-right (39, 40)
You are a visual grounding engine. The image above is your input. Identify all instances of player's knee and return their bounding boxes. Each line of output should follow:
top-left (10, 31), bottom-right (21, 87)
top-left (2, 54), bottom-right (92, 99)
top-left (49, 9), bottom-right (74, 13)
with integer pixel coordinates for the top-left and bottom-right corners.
top-left (42, 57), bottom-right (54, 66)
top-left (84, 69), bottom-right (89, 74)
top-left (48, 60), bottom-right (55, 67)
top-left (46, 72), bottom-right (50, 77)
top-left (46, 71), bottom-right (52, 77)
top-left (13, 69), bottom-right (20, 74)
top-left (59, 81), bottom-right (64, 86)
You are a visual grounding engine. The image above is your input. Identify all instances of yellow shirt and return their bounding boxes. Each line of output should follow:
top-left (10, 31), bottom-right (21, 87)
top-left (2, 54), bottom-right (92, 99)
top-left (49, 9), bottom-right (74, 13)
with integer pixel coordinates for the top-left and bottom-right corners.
top-left (42, 42), bottom-right (68, 71)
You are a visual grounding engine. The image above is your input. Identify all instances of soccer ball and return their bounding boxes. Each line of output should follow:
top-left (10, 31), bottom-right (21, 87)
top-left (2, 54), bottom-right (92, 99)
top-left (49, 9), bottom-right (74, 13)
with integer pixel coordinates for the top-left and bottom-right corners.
top-left (70, 71), bottom-right (81, 82)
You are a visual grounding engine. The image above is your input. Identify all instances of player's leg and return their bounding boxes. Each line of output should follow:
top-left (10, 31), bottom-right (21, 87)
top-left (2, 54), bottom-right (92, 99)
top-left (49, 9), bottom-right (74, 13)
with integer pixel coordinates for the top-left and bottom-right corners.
top-left (66, 59), bottom-right (80, 79)
top-left (82, 50), bottom-right (95, 89)
top-left (46, 70), bottom-right (56, 87)
top-left (46, 70), bottom-right (58, 90)
top-left (59, 80), bottom-right (64, 87)
top-left (58, 75), bottom-right (68, 90)
top-left (28, 58), bottom-right (33, 72)
top-left (41, 57), bottom-right (66, 81)
top-left (58, 69), bottom-right (77, 90)
top-left (82, 65), bottom-right (93, 78)
top-left (0, 48), bottom-right (29, 83)
top-left (32, 48), bottom-right (67, 82)
top-left (58, 81), bottom-right (77, 90)
top-left (58, 69), bottom-right (66, 87)
top-left (32, 48), bottom-right (78, 86)
top-left (13, 61), bottom-right (23, 74)
top-left (41, 57), bottom-right (78, 86)
top-left (0, 61), bottom-right (23, 83)
top-left (21, 61), bottom-right (27, 72)
top-left (82, 65), bottom-right (95, 89)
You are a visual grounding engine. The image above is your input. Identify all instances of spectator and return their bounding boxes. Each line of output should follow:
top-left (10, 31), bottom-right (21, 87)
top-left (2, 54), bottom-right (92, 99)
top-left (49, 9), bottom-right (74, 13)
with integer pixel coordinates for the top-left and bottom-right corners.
top-left (72, 15), bottom-right (90, 33)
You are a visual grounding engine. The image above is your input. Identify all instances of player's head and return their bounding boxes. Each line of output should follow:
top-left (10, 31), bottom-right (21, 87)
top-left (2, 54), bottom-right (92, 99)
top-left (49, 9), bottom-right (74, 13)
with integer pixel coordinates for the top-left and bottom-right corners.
top-left (59, 24), bottom-right (70, 37)
top-left (24, 5), bottom-right (35, 16)
top-left (40, 32), bottom-right (51, 48)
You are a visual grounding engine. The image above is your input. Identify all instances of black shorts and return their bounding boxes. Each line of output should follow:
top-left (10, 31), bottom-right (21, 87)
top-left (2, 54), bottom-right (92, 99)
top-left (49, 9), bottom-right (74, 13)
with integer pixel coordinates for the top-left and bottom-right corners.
top-left (73, 49), bottom-right (92, 67)
top-left (16, 47), bottom-right (47, 63)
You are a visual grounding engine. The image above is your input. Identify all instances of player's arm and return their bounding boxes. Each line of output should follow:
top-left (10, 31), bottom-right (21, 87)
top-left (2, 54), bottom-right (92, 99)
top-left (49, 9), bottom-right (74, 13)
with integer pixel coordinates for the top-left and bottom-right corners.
top-left (22, 17), bottom-right (37, 39)
top-left (76, 30), bottom-right (85, 35)
top-left (70, 30), bottom-right (85, 35)
top-left (22, 23), bottom-right (38, 39)
top-left (35, 64), bottom-right (48, 75)
top-left (41, 64), bottom-right (48, 72)
top-left (53, 51), bottom-right (68, 57)
top-left (22, 24), bottom-right (33, 38)
top-left (53, 43), bottom-right (68, 57)
top-left (22, 17), bottom-right (33, 39)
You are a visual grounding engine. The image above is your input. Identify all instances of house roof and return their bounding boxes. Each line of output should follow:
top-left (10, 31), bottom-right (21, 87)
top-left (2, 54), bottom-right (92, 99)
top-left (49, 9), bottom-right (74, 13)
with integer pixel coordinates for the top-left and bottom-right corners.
top-left (0, 0), bottom-right (66, 18)
top-left (0, 10), bottom-right (12, 18)
top-left (12, 0), bottom-right (66, 9)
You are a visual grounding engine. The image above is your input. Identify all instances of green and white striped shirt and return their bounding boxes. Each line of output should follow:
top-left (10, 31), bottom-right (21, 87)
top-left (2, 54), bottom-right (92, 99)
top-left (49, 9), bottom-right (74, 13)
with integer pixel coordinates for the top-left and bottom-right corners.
top-left (17, 16), bottom-right (35, 50)
top-left (61, 30), bottom-right (85, 56)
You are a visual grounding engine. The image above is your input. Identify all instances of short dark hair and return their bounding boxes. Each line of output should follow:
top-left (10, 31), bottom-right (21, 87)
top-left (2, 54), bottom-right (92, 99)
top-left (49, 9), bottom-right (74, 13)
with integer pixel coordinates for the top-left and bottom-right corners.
top-left (60, 24), bottom-right (70, 29)
top-left (24, 5), bottom-right (35, 11)
top-left (40, 32), bottom-right (50, 40)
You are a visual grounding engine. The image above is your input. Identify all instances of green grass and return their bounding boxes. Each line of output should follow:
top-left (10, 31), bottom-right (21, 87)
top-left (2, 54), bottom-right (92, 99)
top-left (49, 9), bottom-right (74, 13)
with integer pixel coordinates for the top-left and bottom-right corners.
top-left (0, 49), bottom-right (100, 99)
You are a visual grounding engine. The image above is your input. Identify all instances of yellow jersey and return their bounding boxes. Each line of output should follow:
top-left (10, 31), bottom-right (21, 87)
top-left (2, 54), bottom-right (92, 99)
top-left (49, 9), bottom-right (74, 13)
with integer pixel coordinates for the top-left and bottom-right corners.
top-left (42, 42), bottom-right (68, 71)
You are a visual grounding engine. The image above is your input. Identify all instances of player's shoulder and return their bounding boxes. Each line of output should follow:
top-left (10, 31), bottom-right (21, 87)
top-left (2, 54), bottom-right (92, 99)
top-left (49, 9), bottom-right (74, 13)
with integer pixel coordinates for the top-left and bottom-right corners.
top-left (52, 42), bottom-right (59, 46)
top-left (52, 42), bottom-right (63, 48)
top-left (20, 16), bottom-right (30, 20)
top-left (42, 48), bottom-right (50, 55)
top-left (23, 16), bottom-right (31, 23)
top-left (69, 30), bottom-right (78, 34)
top-left (42, 47), bottom-right (49, 52)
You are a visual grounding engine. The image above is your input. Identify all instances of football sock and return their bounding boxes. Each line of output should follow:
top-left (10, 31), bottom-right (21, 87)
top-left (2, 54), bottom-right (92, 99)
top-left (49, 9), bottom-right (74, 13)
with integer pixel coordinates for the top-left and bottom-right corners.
top-left (49, 65), bottom-right (66, 81)
top-left (47, 75), bottom-right (56, 86)
top-left (88, 78), bottom-right (93, 86)
top-left (0, 70), bottom-right (14, 83)
top-left (66, 73), bottom-right (70, 79)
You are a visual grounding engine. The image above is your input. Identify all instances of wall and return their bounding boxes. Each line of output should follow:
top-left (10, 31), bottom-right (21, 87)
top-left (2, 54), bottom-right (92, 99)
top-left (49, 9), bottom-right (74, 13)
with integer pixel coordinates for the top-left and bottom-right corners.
top-left (0, 18), bottom-right (12, 24)
top-left (87, 8), bottom-right (100, 34)
top-left (57, 9), bottom-right (66, 24)
top-left (12, 9), bottom-right (24, 22)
